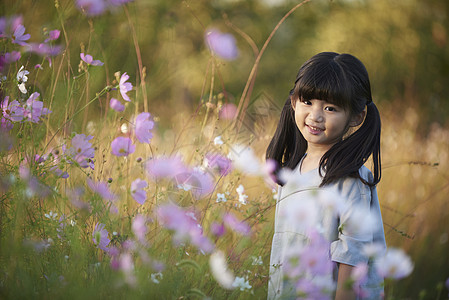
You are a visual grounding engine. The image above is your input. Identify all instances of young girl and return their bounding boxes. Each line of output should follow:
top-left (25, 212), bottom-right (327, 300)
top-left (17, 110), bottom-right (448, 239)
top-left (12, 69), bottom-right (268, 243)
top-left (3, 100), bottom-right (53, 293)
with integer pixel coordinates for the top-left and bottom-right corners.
top-left (266, 52), bottom-right (386, 299)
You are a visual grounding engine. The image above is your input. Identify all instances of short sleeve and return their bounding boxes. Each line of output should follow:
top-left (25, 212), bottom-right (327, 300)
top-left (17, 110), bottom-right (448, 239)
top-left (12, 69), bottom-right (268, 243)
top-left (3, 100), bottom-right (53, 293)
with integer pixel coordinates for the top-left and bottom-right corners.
top-left (330, 168), bottom-right (385, 267)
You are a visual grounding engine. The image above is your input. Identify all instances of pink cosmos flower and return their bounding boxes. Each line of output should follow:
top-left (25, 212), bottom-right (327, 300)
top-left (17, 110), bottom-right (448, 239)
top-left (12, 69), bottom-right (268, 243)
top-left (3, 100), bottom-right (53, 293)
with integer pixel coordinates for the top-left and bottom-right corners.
top-left (210, 222), bottom-right (225, 237)
top-left (134, 112), bottom-right (154, 144)
top-left (205, 29), bottom-right (238, 60)
top-left (204, 153), bottom-right (232, 176)
top-left (80, 53), bottom-right (104, 66)
top-left (2, 51), bottom-right (21, 63)
top-left (44, 29), bottom-right (60, 43)
top-left (175, 168), bottom-right (215, 199)
top-left (11, 24), bottom-right (30, 46)
top-left (92, 222), bottom-right (111, 252)
top-left (28, 43), bottom-right (63, 57)
top-left (109, 98), bottom-right (125, 112)
top-left (109, 0), bottom-right (134, 6)
top-left (145, 156), bottom-right (188, 179)
top-left (1, 96), bottom-right (25, 122)
top-left (23, 92), bottom-right (52, 123)
top-left (0, 15), bottom-right (23, 38)
top-left (66, 133), bottom-right (95, 169)
top-left (223, 213), bottom-right (251, 236)
top-left (157, 202), bottom-right (214, 253)
top-left (67, 187), bottom-right (92, 212)
top-left (111, 136), bottom-right (135, 157)
top-left (132, 214), bottom-right (148, 245)
top-left (76, 0), bottom-right (107, 16)
top-left (219, 103), bottom-right (237, 120)
top-left (86, 178), bottom-right (117, 202)
top-left (119, 72), bottom-right (133, 101)
top-left (131, 178), bottom-right (147, 205)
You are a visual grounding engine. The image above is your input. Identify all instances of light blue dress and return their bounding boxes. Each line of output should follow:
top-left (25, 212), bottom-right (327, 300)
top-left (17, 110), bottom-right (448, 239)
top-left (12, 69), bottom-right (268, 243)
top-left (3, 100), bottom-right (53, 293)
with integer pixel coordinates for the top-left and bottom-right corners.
top-left (268, 162), bottom-right (386, 299)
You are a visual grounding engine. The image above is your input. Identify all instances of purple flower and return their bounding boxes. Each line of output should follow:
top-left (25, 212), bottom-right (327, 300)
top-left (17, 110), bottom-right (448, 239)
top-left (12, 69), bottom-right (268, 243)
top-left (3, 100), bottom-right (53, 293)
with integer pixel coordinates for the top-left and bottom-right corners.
top-left (223, 213), bottom-right (251, 236)
top-left (24, 92), bottom-right (52, 123)
top-left (119, 72), bottom-right (133, 101)
top-left (146, 156), bottom-right (187, 179)
top-left (0, 18), bottom-right (7, 38)
top-left (111, 136), bottom-right (135, 157)
top-left (108, 0), bottom-right (134, 6)
top-left (210, 222), bottom-right (225, 237)
top-left (11, 24), bottom-right (30, 46)
top-left (1, 96), bottom-right (25, 122)
top-left (67, 187), bottom-right (92, 212)
top-left (2, 51), bottom-right (21, 63)
top-left (92, 222), bottom-right (111, 252)
top-left (66, 133), bottom-right (95, 169)
top-left (80, 53), bottom-right (104, 66)
top-left (219, 103), bottom-right (237, 120)
top-left (109, 98), bottom-right (124, 112)
top-left (157, 202), bottom-right (214, 253)
top-left (131, 178), bottom-right (147, 205)
top-left (28, 43), bottom-right (63, 57)
top-left (44, 30), bottom-right (60, 43)
top-left (0, 15), bottom-right (23, 38)
top-left (134, 112), bottom-right (154, 144)
top-left (204, 153), bottom-right (232, 176)
top-left (175, 168), bottom-right (215, 199)
top-left (205, 29), bottom-right (238, 60)
top-left (87, 178), bottom-right (117, 202)
top-left (76, 0), bottom-right (107, 16)
top-left (132, 214), bottom-right (148, 245)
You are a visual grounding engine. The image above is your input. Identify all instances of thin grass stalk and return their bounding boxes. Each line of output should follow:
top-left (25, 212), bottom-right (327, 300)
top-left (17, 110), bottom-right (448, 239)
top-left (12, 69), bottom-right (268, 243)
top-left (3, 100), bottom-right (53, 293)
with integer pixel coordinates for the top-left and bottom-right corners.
top-left (124, 5), bottom-right (148, 113)
top-left (232, 0), bottom-right (311, 132)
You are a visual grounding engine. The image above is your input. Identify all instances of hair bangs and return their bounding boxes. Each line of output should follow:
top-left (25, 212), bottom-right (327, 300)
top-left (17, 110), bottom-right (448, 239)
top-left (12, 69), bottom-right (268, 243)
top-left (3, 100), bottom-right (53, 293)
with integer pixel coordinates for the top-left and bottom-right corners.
top-left (294, 60), bottom-right (353, 111)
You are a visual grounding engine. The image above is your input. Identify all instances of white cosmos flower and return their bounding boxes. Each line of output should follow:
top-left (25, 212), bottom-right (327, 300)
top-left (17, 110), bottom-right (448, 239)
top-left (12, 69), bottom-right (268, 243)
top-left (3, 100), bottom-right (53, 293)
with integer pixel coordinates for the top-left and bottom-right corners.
top-left (18, 82), bottom-right (27, 94)
top-left (214, 136), bottom-right (224, 145)
top-left (340, 205), bottom-right (377, 238)
top-left (232, 276), bottom-right (252, 291)
top-left (280, 194), bottom-right (319, 231)
top-left (17, 66), bottom-right (29, 82)
top-left (228, 144), bottom-right (262, 175)
top-left (216, 193), bottom-right (227, 203)
top-left (317, 188), bottom-right (346, 217)
top-left (376, 248), bottom-right (413, 279)
top-left (209, 250), bottom-right (235, 289)
top-left (150, 272), bottom-right (163, 284)
top-left (363, 242), bottom-right (386, 259)
top-left (236, 184), bottom-right (248, 205)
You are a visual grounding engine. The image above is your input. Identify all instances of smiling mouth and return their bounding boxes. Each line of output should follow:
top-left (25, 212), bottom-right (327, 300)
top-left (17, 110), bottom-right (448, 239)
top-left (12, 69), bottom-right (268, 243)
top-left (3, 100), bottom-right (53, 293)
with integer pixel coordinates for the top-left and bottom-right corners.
top-left (306, 124), bottom-right (324, 131)
top-left (306, 124), bottom-right (324, 134)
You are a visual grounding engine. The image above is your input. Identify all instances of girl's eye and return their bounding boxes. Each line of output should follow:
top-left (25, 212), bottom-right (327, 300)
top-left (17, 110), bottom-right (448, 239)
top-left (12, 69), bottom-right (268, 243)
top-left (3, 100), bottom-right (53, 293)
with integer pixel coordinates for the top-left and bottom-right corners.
top-left (325, 106), bottom-right (338, 112)
top-left (301, 100), bottom-right (312, 105)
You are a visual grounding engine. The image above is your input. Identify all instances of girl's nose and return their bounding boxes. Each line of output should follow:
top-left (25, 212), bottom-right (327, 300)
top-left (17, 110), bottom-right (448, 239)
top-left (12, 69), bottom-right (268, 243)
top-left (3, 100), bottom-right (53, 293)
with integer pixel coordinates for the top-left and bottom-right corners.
top-left (309, 107), bottom-right (324, 122)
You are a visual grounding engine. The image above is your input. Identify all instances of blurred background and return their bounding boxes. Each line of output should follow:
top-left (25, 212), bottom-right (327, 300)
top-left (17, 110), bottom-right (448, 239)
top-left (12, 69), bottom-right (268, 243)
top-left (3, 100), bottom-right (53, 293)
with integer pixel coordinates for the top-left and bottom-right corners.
top-left (2, 0), bottom-right (448, 297)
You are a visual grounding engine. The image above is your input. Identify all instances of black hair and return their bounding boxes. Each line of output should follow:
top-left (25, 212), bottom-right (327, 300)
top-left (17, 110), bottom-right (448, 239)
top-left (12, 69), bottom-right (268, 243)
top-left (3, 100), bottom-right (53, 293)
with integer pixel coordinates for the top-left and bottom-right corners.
top-left (266, 52), bottom-right (381, 187)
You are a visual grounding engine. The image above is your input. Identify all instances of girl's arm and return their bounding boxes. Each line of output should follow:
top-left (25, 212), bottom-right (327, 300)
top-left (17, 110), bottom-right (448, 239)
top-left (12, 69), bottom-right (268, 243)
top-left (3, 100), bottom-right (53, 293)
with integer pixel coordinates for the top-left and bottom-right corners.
top-left (335, 263), bottom-right (356, 300)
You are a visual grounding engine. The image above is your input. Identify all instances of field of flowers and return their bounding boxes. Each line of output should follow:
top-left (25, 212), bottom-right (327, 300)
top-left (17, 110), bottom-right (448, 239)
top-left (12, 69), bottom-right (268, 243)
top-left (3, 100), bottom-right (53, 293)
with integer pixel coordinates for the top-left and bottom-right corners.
top-left (1, 0), bottom-right (449, 299)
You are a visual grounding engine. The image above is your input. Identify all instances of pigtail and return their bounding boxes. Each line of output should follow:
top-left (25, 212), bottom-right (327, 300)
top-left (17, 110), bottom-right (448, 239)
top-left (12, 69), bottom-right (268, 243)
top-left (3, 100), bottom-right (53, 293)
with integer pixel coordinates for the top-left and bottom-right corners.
top-left (266, 98), bottom-right (306, 185)
top-left (319, 101), bottom-right (381, 187)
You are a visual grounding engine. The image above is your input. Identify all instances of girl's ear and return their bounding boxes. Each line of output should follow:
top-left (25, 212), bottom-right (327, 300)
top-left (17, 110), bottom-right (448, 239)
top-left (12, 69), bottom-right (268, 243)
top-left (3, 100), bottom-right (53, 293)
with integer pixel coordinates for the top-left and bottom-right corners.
top-left (290, 96), bottom-right (297, 111)
top-left (349, 108), bottom-right (366, 127)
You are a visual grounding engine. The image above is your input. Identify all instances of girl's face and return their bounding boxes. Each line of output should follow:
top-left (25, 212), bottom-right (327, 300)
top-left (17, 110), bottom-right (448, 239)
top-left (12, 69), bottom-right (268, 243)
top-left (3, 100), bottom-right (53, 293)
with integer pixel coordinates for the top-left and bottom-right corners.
top-left (292, 98), bottom-right (361, 151)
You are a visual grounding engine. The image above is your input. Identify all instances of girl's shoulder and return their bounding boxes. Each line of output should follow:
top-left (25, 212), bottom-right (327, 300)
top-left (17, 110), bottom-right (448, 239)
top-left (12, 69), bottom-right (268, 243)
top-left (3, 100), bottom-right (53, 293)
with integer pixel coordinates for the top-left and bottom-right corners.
top-left (358, 165), bottom-right (375, 183)
top-left (332, 166), bottom-right (375, 199)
